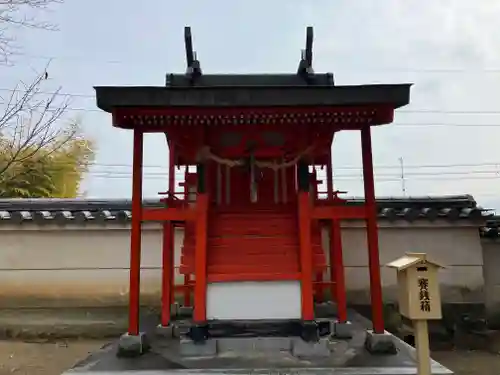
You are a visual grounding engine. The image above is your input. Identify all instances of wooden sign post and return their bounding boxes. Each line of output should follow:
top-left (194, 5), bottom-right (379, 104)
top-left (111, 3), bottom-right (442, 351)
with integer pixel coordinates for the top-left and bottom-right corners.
top-left (387, 253), bottom-right (444, 375)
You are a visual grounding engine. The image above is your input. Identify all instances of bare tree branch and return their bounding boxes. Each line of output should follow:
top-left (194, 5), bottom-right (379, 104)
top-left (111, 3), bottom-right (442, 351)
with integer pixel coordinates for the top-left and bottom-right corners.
top-left (0, 63), bottom-right (75, 181)
top-left (0, 1), bottom-right (85, 194)
top-left (0, 0), bottom-right (63, 62)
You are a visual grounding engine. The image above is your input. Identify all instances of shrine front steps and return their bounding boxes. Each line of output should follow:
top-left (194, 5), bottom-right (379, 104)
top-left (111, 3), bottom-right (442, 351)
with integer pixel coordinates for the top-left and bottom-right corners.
top-left (178, 206), bottom-right (327, 284)
top-left (179, 335), bottom-right (332, 358)
top-left (168, 301), bottom-right (338, 321)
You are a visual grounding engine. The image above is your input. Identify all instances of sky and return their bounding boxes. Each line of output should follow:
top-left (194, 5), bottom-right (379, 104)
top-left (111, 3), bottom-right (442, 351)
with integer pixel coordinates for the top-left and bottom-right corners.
top-left (3, 0), bottom-right (500, 211)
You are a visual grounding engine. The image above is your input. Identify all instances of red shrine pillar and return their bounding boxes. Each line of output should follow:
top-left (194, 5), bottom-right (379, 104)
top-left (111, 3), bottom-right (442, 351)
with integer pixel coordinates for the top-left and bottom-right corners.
top-left (129, 129), bottom-right (144, 336)
top-left (326, 154), bottom-right (348, 323)
top-left (161, 222), bottom-right (174, 326)
top-left (193, 163), bottom-right (208, 324)
top-left (326, 155), bottom-right (334, 201)
top-left (297, 161), bottom-right (314, 321)
top-left (326, 154), bottom-right (335, 302)
top-left (311, 168), bottom-right (324, 303)
top-left (182, 167), bottom-right (192, 307)
top-left (168, 146), bottom-right (176, 307)
top-left (160, 143), bottom-right (176, 327)
top-left (361, 126), bottom-right (385, 333)
top-left (331, 221), bottom-right (347, 322)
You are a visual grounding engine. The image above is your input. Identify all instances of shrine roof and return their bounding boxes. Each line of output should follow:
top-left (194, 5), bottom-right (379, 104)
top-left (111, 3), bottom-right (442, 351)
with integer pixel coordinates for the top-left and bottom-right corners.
top-left (0, 195), bottom-right (489, 226)
top-left (165, 73), bottom-right (336, 87)
top-left (94, 78), bottom-right (411, 113)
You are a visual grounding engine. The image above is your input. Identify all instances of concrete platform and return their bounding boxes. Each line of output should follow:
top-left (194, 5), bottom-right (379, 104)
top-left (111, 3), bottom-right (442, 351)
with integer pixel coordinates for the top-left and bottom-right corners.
top-left (62, 308), bottom-right (453, 374)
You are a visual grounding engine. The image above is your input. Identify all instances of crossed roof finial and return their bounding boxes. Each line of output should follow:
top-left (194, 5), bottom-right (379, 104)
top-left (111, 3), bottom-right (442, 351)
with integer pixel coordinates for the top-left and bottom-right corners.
top-left (184, 26), bottom-right (202, 82)
top-left (297, 26), bottom-right (315, 79)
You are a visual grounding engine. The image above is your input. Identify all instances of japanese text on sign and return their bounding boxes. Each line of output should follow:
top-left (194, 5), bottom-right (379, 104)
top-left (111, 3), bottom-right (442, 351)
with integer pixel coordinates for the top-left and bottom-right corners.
top-left (418, 278), bottom-right (431, 312)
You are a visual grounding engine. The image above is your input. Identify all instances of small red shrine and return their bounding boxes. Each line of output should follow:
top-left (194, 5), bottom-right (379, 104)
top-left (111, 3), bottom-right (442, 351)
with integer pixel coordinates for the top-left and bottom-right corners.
top-left (95, 27), bottom-right (411, 349)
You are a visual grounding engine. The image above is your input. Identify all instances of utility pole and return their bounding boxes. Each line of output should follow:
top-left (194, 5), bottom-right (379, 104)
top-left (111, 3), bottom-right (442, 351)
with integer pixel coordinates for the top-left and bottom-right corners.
top-left (399, 157), bottom-right (407, 196)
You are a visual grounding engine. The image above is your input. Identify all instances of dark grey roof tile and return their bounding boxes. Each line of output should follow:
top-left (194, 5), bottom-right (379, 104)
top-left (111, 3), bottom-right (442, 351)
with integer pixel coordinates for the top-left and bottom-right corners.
top-left (10, 211), bottom-right (32, 223)
top-left (421, 208), bottom-right (438, 221)
top-left (0, 195), bottom-right (491, 226)
top-left (19, 211), bottom-right (33, 221)
top-left (380, 208), bottom-right (397, 221)
top-left (36, 211), bottom-right (54, 221)
top-left (481, 215), bottom-right (500, 238)
top-left (99, 210), bottom-right (116, 221)
top-left (439, 208), bottom-right (460, 221)
top-left (460, 208), bottom-right (483, 221)
top-left (401, 207), bottom-right (420, 222)
top-left (74, 211), bottom-right (95, 224)
top-left (117, 210), bottom-right (132, 222)
top-left (55, 211), bottom-right (74, 224)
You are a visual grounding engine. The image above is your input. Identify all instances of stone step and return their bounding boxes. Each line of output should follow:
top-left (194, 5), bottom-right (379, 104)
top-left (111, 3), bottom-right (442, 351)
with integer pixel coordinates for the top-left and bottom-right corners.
top-left (179, 336), bottom-right (332, 358)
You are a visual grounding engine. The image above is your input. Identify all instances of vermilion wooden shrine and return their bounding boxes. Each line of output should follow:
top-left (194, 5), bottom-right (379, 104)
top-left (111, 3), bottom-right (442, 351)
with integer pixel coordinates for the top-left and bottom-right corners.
top-left (95, 27), bottom-right (411, 347)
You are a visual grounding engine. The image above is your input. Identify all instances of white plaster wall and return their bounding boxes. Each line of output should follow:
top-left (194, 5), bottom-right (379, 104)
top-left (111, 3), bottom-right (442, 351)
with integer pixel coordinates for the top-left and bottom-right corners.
top-left (481, 240), bottom-right (500, 320)
top-left (324, 223), bottom-right (485, 304)
top-left (0, 224), bottom-right (184, 307)
top-left (0, 220), bottom-right (484, 308)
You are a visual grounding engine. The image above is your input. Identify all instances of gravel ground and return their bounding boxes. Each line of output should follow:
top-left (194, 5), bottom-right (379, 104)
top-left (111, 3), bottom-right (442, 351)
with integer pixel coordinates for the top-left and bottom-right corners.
top-left (0, 340), bottom-right (105, 375)
top-left (0, 339), bottom-right (499, 375)
top-left (433, 350), bottom-right (500, 375)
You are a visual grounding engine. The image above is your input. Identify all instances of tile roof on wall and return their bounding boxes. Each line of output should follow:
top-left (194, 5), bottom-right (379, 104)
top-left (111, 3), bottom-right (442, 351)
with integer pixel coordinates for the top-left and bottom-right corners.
top-left (0, 194), bottom-right (490, 226)
top-left (480, 216), bottom-right (500, 238)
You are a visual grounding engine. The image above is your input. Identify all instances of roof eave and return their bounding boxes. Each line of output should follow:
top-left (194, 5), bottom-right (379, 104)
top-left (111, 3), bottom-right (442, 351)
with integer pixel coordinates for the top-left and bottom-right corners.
top-left (94, 83), bottom-right (412, 114)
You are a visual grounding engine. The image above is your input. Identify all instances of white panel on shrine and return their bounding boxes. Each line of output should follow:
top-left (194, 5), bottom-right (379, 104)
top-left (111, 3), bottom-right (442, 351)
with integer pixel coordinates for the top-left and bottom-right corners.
top-left (206, 280), bottom-right (302, 320)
